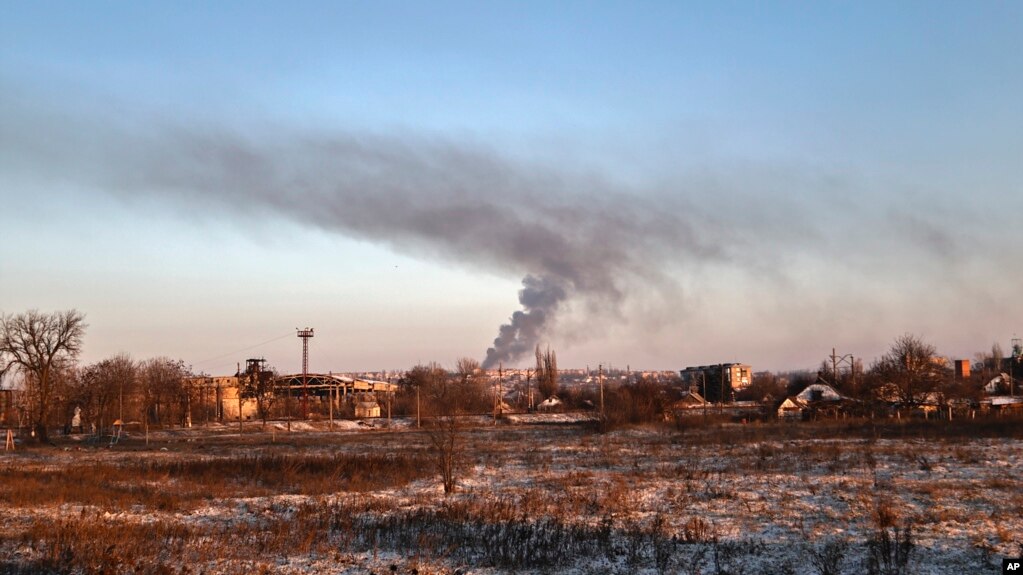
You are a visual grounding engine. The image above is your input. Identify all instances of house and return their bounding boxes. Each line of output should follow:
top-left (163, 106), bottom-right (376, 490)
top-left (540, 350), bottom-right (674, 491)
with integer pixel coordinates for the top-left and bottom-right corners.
top-left (915, 392), bottom-right (947, 415)
top-left (796, 383), bottom-right (843, 403)
top-left (667, 390), bottom-right (708, 419)
top-left (673, 390), bottom-right (707, 409)
top-left (537, 396), bottom-right (562, 412)
top-left (354, 393), bottom-right (381, 418)
top-left (777, 397), bottom-right (808, 420)
top-left (984, 374), bottom-right (1013, 395)
top-left (779, 383), bottom-right (847, 420)
top-left (981, 396), bottom-right (1023, 413)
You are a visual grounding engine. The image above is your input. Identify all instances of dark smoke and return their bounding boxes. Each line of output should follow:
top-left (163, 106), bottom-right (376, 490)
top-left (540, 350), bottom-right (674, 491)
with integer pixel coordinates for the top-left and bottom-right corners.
top-left (4, 86), bottom-right (1019, 370)
top-left (0, 92), bottom-right (741, 366)
top-left (483, 274), bottom-right (567, 369)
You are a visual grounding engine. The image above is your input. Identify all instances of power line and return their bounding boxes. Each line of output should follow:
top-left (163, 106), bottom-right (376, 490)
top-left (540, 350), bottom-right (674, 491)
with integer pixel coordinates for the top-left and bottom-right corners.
top-left (192, 332), bottom-right (294, 366)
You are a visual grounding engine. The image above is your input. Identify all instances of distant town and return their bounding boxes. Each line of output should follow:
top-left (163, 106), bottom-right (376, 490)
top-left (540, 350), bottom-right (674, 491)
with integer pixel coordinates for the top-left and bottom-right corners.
top-left (4, 310), bottom-right (1019, 439)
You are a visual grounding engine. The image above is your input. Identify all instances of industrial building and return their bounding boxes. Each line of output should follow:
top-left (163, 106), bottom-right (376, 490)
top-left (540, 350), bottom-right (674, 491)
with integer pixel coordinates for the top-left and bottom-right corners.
top-left (679, 363), bottom-right (752, 403)
top-left (187, 372), bottom-right (397, 422)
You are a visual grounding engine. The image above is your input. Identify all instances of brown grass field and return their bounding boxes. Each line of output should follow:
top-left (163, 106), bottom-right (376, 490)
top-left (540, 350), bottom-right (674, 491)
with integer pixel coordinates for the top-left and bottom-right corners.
top-left (1, 417), bottom-right (1021, 574)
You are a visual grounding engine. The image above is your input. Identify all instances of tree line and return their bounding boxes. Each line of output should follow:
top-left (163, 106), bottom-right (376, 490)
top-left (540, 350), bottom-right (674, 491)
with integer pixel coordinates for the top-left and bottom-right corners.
top-left (1, 310), bottom-right (193, 441)
top-left (4, 309), bottom-right (1018, 443)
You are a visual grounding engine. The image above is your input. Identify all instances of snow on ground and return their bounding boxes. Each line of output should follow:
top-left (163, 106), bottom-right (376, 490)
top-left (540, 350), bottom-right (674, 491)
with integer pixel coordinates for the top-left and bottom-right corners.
top-left (503, 412), bottom-right (596, 425)
top-left (1, 422), bottom-right (1021, 574)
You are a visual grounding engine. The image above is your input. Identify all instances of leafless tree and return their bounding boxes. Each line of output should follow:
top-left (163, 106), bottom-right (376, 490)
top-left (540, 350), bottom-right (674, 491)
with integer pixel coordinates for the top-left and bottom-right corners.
top-left (868, 334), bottom-right (948, 407)
top-left (406, 362), bottom-right (465, 494)
top-left (430, 407), bottom-right (460, 494)
top-left (535, 344), bottom-right (558, 400)
top-left (973, 342), bottom-right (1007, 383)
top-left (139, 357), bottom-right (190, 429)
top-left (398, 363), bottom-right (445, 415)
top-left (41, 363), bottom-right (78, 434)
top-left (72, 354), bottom-right (137, 433)
top-left (455, 357), bottom-right (489, 413)
top-left (990, 342), bottom-right (1004, 373)
top-left (0, 310), bottom-right (86, 441)
top-left (602, 376), bottom-right (670, 428)
top-left (735, 371), bottom-right (786, 402)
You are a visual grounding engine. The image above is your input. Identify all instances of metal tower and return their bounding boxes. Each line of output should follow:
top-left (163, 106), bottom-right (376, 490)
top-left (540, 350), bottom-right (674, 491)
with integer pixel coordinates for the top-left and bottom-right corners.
top-left (297, 328), bottom-right (314, 418)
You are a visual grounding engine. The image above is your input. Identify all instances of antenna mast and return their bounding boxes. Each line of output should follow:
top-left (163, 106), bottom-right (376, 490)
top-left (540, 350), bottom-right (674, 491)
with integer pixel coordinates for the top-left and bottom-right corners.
top-left (297, 328), bottom-right (314, 419)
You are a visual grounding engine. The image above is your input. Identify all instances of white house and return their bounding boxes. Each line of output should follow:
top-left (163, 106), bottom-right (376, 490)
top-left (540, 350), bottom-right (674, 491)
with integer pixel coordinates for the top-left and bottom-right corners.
top-left (777, 397), bottom-right (809, 419)
top-left (796, 383), bottom-right (843, 402)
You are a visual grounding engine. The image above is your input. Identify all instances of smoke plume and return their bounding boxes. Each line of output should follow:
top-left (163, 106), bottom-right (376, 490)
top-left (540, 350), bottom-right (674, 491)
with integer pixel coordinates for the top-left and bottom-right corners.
top-left (1, 92), bottom-right (740, 366)
top-left (482, 275), bottom-right (567, 369)
top-left (3, 85), bottom-right (1020, 370)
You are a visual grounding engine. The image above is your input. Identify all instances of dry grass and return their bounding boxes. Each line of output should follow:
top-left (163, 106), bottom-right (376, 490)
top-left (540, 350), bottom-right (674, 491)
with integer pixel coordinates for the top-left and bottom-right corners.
top-left (0, 451), bottom-right (431, 511)
top-left (1, 418), bottom-right (1020, 573)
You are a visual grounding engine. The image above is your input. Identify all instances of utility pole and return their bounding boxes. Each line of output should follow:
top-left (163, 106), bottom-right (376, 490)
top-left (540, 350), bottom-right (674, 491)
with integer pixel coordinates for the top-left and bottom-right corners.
top-left (701, 371), bottom-right (707, 419)
top-left (832, 349), bottom-right (838, 390)
top-left (285, 376), bottom-right (291, 432)
top-left (526, 369), bottom-right (533, 411)
top-left (830, 348), bottom-right (855, 393)
top-left (297, 328), bottom-right (314, 419)
top-left (494, 364), bottom-right (502, 426)
top-left (1011, 357), bottom-right (1016, 398)
top-left (1011, 337), bottom-right (1022, 397)
top-left (850, 356), bottom-right (856, 395)
top-left (236, 362), bottom-right (243, 434)
top-left (204, 375), bottom-right (210, 427)
top-left (599, 364), bottom-right (605, 422)
top-left (328, 371), bottom-right (333, 430)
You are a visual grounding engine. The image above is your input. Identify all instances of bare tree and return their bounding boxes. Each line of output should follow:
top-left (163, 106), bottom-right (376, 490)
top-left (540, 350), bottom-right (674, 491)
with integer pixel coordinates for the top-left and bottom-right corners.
top-left (736, 371), bottom-right (786, 402)
top-left (990, 342), bottom-right (1004, 373)
top-left (139, 358), bottom-right (189, 429)
top-left (41, 362), bottom-right (78, 435)
top-left (72, 354), bottom-right (137, 434)
top-left (869, 334), bottom-right (948, 407)
top-left (972, 341), bottom-right (1012, 387)
top-left (430, 407), bottom-right (460, 494)
top-left (395, 364), bottom-right (441, 418)
top-left (535, 344), bottom-right (558, 400)
top-left (0, 310), bottom-right (86, 441)
top-left (455, 357), bottom-right (489, 413)
top-left (406, 362), bottom-right (464, 494)
top-left (609, 376), bottom-right (670, 426)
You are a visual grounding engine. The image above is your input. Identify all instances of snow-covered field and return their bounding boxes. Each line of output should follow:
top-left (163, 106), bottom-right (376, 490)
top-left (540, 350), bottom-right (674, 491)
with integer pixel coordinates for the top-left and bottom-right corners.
top-left (0, 420), bottom-right (1020, 574)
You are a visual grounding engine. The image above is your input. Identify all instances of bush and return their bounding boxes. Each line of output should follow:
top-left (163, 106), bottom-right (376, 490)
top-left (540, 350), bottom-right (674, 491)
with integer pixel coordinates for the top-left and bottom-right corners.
top-left (808, 537), bottom-right (848, 575)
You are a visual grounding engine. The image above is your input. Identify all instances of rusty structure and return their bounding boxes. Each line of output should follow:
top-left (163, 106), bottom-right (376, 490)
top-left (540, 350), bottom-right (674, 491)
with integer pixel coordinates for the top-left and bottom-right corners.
top-left (297, 328), bottom-right (314, 418)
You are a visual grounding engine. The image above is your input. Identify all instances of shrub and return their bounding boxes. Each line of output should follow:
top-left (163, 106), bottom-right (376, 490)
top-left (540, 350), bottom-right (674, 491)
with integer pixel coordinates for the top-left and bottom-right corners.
top-left (808, 537), bottom-right (848, 575)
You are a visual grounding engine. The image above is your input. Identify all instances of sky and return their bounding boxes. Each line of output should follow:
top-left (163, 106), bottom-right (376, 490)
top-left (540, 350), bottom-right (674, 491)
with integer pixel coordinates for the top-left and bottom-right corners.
top-left (2, 1), bottom-right (1021, 375)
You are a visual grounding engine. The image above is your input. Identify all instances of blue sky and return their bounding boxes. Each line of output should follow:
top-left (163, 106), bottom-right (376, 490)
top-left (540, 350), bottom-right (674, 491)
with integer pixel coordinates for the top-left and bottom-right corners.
top-left (2, 1), bottom-right (1021, 374)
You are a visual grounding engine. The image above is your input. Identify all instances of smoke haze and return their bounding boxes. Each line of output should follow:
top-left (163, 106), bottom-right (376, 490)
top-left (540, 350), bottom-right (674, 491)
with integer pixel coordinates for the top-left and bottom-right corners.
top-left (1, 93), bottom-right (737, 365)
top-left (3, 87), bottom-right (1021, 369)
